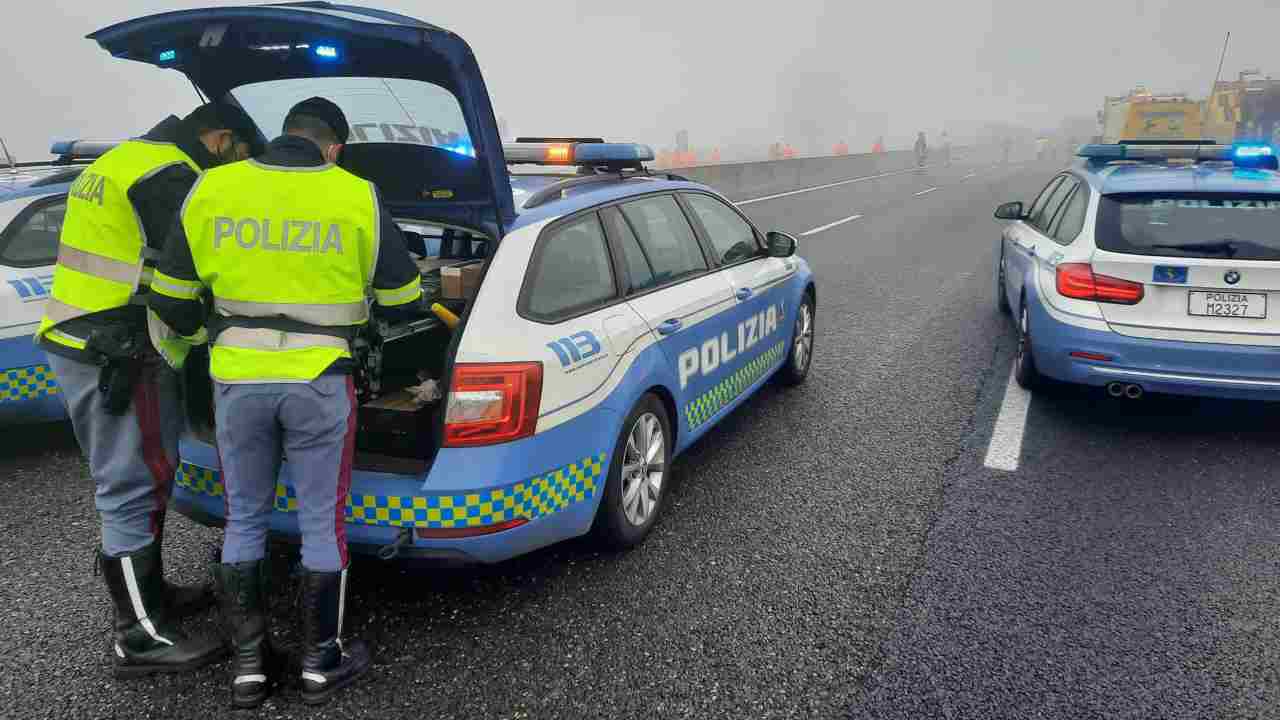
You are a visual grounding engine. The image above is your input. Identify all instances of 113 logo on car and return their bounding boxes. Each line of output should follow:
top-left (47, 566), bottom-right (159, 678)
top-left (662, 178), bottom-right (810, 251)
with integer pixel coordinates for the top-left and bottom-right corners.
top-left (547, 330), bottom-right (607, 372)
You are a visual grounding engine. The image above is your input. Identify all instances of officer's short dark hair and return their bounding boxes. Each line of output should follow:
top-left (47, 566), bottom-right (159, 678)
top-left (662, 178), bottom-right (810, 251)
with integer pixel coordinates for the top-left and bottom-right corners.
top-left (283, 97), bottom-right (350, 145)
top-left (184, 102), bottom-right (256, 141)
top-left (183, 102), bottom-right (261, 153)
top-left (284, 113), bottom-right (339, 147)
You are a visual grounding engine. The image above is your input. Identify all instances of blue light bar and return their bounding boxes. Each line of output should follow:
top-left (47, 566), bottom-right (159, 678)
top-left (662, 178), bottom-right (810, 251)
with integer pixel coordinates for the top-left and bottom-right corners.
top-left (1077, 144), bottom-right (1127, 160)
top-left (574, 143), bottom-right (655, 164)
top-left (503, 141), bottom-right (654, 166)
top-left (50, 140), bottom-right (120, 159)
top-left (158, 49), bottom-right (177, 63)
top-left (1234, 144), bottom-right (1274, 159)
top-left (314, 45), bottom-right (339, 60)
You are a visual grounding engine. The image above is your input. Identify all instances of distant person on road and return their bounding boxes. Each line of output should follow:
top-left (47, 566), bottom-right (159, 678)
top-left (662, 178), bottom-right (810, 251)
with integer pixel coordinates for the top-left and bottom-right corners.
top-left (940, 131), bottom-right (952, 167)
top-left (914, 132), bottom-right (928, 168)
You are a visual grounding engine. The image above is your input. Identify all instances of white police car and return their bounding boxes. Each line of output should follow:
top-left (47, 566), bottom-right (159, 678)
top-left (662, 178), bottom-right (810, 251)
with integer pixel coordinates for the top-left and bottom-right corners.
top-left (0, 143), bottom-right (117, 423)
top-left (995, 139), bottom-right (1280, 401)
top-left (92, 3), bottom-right (816, 562)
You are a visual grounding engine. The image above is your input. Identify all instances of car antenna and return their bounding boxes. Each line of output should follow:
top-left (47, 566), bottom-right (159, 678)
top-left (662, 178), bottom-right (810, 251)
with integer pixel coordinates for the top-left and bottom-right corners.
top-left (1196, 31), bottom-right (1230, 164)
top-left (0, 136), bottom-right (14, 171)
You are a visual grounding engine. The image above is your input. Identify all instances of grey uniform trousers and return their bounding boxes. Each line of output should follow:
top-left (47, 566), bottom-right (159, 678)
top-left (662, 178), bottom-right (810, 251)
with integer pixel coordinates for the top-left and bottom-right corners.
top-left (214, 375), bottom-right (356, 573)
top-left (47, 352), bottom-right (182, 556)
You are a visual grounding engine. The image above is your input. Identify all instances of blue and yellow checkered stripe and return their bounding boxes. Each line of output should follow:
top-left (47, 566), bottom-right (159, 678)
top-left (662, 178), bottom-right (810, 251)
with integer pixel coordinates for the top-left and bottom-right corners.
top-left (684, 341), bottom-right (786, 430)
top-left (176, 452), bottom-right (607, 530)
top-left (0, 364), bottom-right (60, 404)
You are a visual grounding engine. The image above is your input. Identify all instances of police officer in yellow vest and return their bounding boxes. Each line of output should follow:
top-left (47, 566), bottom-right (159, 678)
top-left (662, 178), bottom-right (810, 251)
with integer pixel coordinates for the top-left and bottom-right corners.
top-left (36, 103), bottom-right (258, 678)
top-left (149, 97), bottom-right (425, 708)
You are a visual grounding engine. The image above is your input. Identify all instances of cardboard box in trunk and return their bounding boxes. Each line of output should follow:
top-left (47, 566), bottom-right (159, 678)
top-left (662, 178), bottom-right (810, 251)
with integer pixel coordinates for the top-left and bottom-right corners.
top-left (441, 261), bottom-right (483, 299)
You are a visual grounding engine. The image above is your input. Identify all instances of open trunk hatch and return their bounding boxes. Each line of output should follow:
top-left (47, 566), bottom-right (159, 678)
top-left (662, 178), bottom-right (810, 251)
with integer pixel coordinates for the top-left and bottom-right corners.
top-left (88, 1), bottom-right (515, 232)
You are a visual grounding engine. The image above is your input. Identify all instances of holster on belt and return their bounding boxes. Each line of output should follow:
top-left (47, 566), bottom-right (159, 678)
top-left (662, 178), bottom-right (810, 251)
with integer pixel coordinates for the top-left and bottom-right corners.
top-left (85, 325), bottom-right (146, 416)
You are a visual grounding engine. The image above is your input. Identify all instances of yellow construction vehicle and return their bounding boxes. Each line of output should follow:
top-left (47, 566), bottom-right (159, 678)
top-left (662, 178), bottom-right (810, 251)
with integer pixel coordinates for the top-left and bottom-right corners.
top-left (1098, 86), bottom-right (1204, 143)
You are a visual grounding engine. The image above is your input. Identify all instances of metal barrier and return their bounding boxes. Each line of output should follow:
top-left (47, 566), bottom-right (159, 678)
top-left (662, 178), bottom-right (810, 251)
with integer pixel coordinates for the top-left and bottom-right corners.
top-left (665, 146), bottom-right (995, 202)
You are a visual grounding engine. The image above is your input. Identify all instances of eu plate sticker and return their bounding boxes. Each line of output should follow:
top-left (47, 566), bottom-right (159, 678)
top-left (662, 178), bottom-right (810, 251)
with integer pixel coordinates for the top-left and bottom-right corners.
top-left (1153, 265), bottom-right (1188, 284)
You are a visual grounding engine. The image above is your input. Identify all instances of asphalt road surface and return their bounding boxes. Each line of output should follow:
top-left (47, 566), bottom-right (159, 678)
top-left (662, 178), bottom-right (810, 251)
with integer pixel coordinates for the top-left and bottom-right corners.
top-left (6, 153), bottom-right (1278, 720)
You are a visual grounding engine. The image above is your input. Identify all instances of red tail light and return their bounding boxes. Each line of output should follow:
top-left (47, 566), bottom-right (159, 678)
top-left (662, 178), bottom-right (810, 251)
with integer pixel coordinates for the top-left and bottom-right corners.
top-left (1056, 263), bottom-right (1144, 305)
top-left (443, 362), bottom-right (542, 447)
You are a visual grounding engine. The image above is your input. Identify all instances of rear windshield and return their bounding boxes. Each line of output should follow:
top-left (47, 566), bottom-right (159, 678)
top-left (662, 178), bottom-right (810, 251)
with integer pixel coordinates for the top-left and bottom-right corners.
top-left (232, 77), bottom-right (491, 206)
top-left (233, 77), bottom-right (474, 155)
top-left (1098, 193), bottom-right (1280, 260)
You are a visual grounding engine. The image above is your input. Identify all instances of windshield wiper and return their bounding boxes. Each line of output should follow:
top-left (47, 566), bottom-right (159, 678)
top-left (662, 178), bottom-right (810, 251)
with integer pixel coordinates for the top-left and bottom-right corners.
top-left (1151, 240), bottom-right (1239, 257)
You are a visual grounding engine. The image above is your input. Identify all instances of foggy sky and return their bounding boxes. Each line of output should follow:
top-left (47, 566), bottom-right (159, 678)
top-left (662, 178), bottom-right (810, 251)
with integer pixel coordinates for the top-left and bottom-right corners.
top-left (1, 0), bottom-right (1276, 161)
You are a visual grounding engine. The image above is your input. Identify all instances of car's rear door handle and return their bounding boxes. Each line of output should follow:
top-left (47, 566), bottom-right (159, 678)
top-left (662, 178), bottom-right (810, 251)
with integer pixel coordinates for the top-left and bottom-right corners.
top-left (657, 319), bottom-right (683, 335)
top-left (735, 287), bottom-right (753, 301)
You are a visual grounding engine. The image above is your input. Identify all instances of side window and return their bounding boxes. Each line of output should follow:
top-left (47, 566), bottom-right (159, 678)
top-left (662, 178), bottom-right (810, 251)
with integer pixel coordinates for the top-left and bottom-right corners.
top-left (682, 193), bottom-right (760, 266)
top-left (1051, 186), bottom-right (1090, 245)
top-left (619, 195), bottom-right (708, 285)
top-left (601, 206), bottom-right (657, 293)
top-left (523, 213), bottom-right (616, 320)
top-left (0, 198), bottom-right (65, 267)
top-left (1025, 177), bottom-right (1064, 226)
top-left (1030, 177), bottom-right (1075, 233)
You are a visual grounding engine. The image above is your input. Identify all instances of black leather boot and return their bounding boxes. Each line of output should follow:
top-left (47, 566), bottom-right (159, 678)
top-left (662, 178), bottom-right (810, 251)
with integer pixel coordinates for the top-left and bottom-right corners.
top-left (214, 560), bottom-right (276, 709)
top-left (154, 536), bottom-right (215, 619)
top-left (99, 542), bottom-right (227, 678)
top-left (299, 568), bottom-right (370, 706)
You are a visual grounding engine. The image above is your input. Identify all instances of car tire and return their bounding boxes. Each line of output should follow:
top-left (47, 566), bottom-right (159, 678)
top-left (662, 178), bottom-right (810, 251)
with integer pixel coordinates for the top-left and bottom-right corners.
top-left (777, 292), bottom-right (815, 386)
top-left (592, 393), bottom-right (672, 550)
top-left (1014, 302), bottom-right (1041, 390)
top-left (996, 251), bottom-right (1011, 315)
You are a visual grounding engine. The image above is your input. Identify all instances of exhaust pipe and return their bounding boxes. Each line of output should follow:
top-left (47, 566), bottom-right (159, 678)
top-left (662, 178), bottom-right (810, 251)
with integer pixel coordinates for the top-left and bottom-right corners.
top-left (1124, 383), bottom-right (1144, 400)
top-left (1106, 382), bottom-right (1125, 398)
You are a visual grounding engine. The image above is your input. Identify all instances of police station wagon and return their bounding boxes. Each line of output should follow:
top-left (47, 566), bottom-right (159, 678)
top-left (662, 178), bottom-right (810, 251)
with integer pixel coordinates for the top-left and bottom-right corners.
top-left (91, 3), bottom-right (817, 563)
top-left (995, 140), bottom-right (1280, 401)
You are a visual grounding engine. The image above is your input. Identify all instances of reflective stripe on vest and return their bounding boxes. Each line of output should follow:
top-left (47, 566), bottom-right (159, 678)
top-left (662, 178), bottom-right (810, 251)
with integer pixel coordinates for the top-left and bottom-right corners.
top-left (217, 327), bottom-right (350, 352)
top-left (213, 298), bottom-right (368, 326)
top-left (36, 141), bottom-right (199, 349)
top-left (55, 245), bottom-right (144, 286)
top-left (183, 160), bottom-right (385, 383)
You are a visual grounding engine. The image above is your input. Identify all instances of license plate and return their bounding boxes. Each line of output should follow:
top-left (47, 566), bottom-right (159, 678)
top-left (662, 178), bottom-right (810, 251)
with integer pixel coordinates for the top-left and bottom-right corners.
top-left (1187, 290), bottom-right (1267, 319)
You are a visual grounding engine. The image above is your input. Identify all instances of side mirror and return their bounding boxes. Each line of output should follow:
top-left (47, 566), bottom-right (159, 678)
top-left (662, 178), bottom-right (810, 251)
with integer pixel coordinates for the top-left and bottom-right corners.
top-left (766, 231), bottom-right (798, 258)
top-left (994, 201), bottom-right (1025, 220)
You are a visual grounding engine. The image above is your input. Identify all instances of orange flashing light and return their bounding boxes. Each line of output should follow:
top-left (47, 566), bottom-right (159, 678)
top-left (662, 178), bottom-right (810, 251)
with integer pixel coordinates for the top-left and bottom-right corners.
top-left (546, 144), bottom-right (573, 163)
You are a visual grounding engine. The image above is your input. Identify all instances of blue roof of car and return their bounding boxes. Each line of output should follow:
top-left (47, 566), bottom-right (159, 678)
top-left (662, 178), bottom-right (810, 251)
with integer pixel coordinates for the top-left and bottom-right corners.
top-left (0, 166), bottom-right (83, 204)
top-left (1080, 162), bottom-right (1280, 195)
top-left (507, 173), bottom-right (722, 232)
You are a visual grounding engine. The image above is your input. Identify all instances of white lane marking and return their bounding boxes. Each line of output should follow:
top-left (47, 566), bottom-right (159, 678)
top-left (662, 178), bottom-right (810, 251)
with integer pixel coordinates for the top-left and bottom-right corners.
top-left (983, 366), bottom-right (1031, 472)
top-left (962, 172), bottom-right (977, 180)
top-left (735, 166), bottom-right (928, 206)
top-left (914, 187), bottom-right (940, 197)
top-left (801, 214), bottom-right (863, 236)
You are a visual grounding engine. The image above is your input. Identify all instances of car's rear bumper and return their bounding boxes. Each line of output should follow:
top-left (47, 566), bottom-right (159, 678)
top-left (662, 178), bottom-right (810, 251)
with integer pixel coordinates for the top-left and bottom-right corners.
top-left (1030, 297), bottom-right (1280, 401)
top-left (172, 404), bottom-right (619, 566)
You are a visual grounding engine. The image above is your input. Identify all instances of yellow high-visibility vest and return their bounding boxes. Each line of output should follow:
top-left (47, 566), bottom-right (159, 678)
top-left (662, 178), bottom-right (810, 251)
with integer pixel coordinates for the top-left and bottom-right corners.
top-left (158, 159), bottom-right (418, 383)
top-left (35, 140), bottom-right (200, 351)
